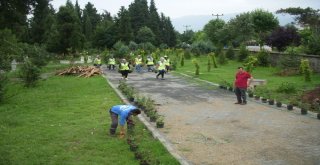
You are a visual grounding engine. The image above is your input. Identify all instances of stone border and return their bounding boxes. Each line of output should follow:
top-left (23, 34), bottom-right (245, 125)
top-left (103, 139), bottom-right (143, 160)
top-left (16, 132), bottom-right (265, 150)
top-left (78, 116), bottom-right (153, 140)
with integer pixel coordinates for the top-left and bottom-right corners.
top-left (175, 72), bottom-right (319, 120)
top-left (102, 74), bottom-right (191, 165)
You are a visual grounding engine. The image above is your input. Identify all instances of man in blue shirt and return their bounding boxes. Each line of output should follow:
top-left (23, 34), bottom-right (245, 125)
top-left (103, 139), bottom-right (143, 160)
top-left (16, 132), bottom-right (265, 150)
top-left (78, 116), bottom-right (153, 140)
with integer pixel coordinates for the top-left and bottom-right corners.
top-left (109, 105), bottom-right (141, 137)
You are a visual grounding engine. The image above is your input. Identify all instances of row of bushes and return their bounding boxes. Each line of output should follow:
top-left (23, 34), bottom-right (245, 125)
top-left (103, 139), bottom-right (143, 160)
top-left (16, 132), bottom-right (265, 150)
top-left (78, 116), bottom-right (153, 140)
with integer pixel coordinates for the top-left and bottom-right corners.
top-left (117, 81), bottom-right (167, 165)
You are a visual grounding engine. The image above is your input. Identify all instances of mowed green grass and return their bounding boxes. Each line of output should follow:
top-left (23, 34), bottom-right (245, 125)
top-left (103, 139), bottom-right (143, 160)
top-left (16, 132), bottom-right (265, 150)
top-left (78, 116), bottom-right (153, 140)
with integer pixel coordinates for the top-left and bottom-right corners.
top-left (0, 75), bottom-right (178, 164)
top-left (174, 56), bottom-right (320, 97)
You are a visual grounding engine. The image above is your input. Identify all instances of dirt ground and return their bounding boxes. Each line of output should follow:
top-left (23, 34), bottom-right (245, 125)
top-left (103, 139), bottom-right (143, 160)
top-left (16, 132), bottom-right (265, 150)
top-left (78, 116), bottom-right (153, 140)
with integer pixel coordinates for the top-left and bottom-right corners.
top-left (103, 67), bottom-right (320, 165)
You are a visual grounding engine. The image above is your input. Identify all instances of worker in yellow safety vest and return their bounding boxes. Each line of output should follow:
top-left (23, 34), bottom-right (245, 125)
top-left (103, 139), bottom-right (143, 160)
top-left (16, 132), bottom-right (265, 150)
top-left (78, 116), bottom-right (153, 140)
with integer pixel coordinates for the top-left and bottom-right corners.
top-left (134, 55), bottom-right (143, 73)
top-left (108, 55), bottom-right (116, 70)
top-left (156, 57), bottom-right (166, 80)
top-left (146, 55), bottom-right (154, 72)
top-left (94, 55), bottom-right (102, 68)
top-left (164, 55), bottom-right (170, 73)
top-left (119, 59), bottom-right (131, 80)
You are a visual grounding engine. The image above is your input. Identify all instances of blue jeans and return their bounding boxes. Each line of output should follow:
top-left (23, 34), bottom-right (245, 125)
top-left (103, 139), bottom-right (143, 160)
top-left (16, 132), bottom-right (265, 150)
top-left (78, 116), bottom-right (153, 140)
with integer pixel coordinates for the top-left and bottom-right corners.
top-left (235, 87), bottom-right (247, 103)
top-left (135, 64), bottom-right (142, 73)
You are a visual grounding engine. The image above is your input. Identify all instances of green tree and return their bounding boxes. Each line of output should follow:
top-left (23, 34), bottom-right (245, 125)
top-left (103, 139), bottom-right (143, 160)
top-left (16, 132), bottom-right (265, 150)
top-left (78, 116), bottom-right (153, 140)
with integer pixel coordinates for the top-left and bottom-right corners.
top-left (0, 29), bottom-right (21, 71)
top-left (159, 13), bottom-right (177, 47)
top-left (92, 11), bottom-right (115, 49)
top-left (203, 19), bottom-right (225, 45)
top-left (136, 26), bottom-right (155, 44)
top-left (0, 0), bottom-right (33, 41)
top-left (128, 0), bottom-right (150, 35)
top-left (250, 9), bottom-right (279, 45)
top-left (29, 0), bottom-right (51, 44)
top-left (54, 0), bottom-right (84, 54)
top-left (227, 12), bottom-right (255, 45)
top-left (148, 0), bottom-right (161, 45)
top-left (115, 6), bottom-right (133, 44)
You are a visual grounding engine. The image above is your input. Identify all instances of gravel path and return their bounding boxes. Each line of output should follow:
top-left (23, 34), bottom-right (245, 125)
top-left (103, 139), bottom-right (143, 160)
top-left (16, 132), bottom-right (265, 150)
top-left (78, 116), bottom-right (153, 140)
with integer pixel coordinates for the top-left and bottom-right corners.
top-left (103, 67), bottom-right (320, 165)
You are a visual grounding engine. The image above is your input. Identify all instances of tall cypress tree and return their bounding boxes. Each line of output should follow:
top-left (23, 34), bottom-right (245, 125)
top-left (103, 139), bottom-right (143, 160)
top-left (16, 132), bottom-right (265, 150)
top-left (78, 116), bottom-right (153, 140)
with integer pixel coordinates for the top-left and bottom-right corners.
top-left (0, 0), bottom-right (34, 41)
top-left (55, 0), bottom-right (84, 54)
top-left (30, 0), bottom-right (51, 44)
top-left (115, 6), bottom-right (133, 43)
top-left (148, 0), bottom-right (161, 46)
top-left (128, 0), bottom-right (150, 36)
top-left (160, 13), bottom-right (177, 47)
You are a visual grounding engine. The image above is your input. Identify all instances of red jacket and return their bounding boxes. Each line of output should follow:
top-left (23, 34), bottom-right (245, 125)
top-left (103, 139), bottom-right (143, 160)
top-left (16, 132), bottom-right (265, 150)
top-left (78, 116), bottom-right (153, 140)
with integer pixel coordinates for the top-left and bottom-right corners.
top-left (235, 71), bottom-right (251, 88)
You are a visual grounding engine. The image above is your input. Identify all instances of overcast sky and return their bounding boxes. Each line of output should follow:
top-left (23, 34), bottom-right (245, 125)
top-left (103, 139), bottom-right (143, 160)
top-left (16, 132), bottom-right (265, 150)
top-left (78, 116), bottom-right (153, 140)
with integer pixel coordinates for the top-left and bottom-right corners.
top-left (51, 0), bottom-right (319, 18)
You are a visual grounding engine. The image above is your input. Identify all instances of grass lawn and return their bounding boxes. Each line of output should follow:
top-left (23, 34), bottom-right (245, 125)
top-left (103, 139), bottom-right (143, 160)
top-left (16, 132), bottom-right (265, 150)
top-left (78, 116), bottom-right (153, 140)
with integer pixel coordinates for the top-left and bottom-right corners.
top-left (174, 56), bottom-right (320, 103)
top-left (0, 66), bottom-right (179, 164)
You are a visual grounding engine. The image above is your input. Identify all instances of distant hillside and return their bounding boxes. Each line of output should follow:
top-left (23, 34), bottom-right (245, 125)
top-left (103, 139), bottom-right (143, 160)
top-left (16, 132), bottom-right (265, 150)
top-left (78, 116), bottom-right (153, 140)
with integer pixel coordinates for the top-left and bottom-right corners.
top-left (172, 13), bottom-right (295, 33)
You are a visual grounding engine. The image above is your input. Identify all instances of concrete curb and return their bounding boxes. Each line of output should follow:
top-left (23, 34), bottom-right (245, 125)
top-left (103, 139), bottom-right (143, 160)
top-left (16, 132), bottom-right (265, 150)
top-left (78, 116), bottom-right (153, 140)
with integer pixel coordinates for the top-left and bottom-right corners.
top-left (175, 72), bottom-right (320, 120)
top-left (101, 73), bottom-right (191, 165)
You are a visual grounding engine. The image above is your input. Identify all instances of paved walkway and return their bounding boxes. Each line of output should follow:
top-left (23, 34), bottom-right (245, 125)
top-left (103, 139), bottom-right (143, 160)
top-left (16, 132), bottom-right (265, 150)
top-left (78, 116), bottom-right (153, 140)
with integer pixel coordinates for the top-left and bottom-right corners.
top-left (102, 67), bottom-right (320, 165)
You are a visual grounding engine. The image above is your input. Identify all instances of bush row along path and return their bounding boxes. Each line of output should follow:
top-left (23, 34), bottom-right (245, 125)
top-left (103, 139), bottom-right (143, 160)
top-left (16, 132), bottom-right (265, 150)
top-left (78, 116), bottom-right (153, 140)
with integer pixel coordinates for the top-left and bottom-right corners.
top-left (102, 66), bottom-right (320, 165)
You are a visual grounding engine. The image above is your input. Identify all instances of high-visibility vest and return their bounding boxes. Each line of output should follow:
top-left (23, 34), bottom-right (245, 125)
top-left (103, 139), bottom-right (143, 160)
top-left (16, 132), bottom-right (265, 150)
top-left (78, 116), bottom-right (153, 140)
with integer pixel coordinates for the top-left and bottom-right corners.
top-left (95, 58), bottom-right (101, 65)
top-left (108, 58), bottom-right (115, 65)
top-left (120, 62), bottom-right (129, 70)
top-left (147, 58), bottom-right (154, 65)
top-left (135, 58), bottom-right (142, 65)
top-left (158, 61), bottom-right (166, 70)
top-left (165, 59), bottom-right (170, 66)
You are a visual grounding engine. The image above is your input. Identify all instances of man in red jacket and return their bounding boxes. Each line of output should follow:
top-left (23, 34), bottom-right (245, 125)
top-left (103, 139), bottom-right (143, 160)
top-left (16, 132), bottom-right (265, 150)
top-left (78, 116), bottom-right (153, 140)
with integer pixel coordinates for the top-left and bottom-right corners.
top-left (234, 67), bottom-right (253, 105)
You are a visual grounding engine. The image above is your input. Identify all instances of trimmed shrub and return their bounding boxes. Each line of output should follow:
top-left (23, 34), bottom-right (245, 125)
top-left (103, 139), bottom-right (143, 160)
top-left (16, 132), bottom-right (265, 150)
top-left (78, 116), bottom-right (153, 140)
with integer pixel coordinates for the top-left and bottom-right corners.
top-left (218, 52), bottom-right (228, 65)
top-left (257, 50), bottom-right (270, 66)
top-left (238, 45), bottom-right (249, 62)
top-left (300, 59), bottom-right (312, 82)
top-left (19, 60), bottom-right (41, 87)
top-left (276, 82), bottom-right (297, 94)
top-left (192, 59), bottom-right (200, 76)
top-left (226, 46), bottom-right (235, 60)
top-left (0, 73), bottom-right (8, 103)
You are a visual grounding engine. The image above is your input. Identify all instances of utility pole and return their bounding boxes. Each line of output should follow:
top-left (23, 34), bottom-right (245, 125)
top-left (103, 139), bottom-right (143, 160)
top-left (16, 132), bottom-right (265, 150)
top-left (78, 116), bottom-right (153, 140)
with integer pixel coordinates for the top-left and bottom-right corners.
top-left (183, 25), bottom-right (190, 32)
top-left (212, 13), bottom-right (223, 19)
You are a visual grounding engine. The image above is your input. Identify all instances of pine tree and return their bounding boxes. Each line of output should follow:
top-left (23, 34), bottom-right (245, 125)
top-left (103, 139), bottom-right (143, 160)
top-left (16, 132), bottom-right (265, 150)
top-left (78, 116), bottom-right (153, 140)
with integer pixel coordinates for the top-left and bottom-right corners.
top-left (115, 7), bottom-right (133, 44)
top-left (30, 0), bottom-right (51, 44)
top-left (148, 0), bottom-right (161, 45)
top-left (128, 0), bottom-right (150, 36)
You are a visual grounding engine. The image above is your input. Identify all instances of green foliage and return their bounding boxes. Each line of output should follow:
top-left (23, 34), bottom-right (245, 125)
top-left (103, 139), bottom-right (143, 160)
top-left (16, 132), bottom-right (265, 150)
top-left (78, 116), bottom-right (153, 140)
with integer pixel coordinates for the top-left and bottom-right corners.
top-left (238, 45), bottom-right (249, 62)
top-left (137, 42), bottom-right (155, 53)
top-left (276, 82), bottom-right (297, 94)
top-left (180, 53), bottom-right (185, 67)
top-left (113, 41), bottom-right (130, 59)
top-left (226, 45), bottom-right (235, 59)
top-left (218, 52), bottom-right (228, 65)
top-left (278, 49), bottom-right (301, 69)
top-left (257, 50), bottom-right (270, 66)
top-left (203, 19), bottom-right (226, 45)
top-left (0, 29), bottom-right (21, 71)
top-left (0, 73), bottom-right (8, 103)
top-left (300, 59), bottom-right (312, 82)
top-left (136, 26), bottom-right (155, 44)
top-left (128, 41), bottom-right (138, 51)
top-left (192, 59), bottom-right (200, 76)
top-left (19, 60), bottom-right (41, 87)
top-left (208, 52), bottom-right (218, 68)
top-left (207, 54), bottom-right (212, 72)
top-left (244, 56), bottom-right (258, 73)
top-left (191, 40), bottom-right (214, 56)
top-left (19, 43), bottom-right (50, 68)
top-left (184, 50), bottom-right (192, 59)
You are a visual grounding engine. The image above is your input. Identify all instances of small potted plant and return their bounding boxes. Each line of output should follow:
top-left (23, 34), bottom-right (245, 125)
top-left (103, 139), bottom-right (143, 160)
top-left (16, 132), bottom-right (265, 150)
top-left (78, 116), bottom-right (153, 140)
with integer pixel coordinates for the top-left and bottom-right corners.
top-left (287, 97), bottom-right (298, 111)
top-left (299, 102), bottom-right (309, 115)
top-left (156, 116), bottom-right (164, 128)
top-left (247, 88), bottom-right (254, 98)
top-left (149, 110), bottom-right (158, 122)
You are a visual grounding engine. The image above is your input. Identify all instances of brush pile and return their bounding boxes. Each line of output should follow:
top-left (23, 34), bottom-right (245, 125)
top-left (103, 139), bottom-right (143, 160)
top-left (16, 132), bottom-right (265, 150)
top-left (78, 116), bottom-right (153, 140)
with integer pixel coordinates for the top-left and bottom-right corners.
top-left (56, 66), bottom-right (102, 77)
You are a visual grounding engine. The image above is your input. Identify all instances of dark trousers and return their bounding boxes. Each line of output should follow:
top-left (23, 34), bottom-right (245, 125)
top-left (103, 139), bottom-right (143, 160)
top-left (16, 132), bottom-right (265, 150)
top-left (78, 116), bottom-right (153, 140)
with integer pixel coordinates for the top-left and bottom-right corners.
top-left (235, 87), bottom-right (247, 103)
top-left (156, 69), bottom-right (165, 78)
top-left (108, 64), bottom-right (115, 70)
top-left (109, 110), bottom-right (118, 135)
top-left (120, 70), bottom-right (129, 78)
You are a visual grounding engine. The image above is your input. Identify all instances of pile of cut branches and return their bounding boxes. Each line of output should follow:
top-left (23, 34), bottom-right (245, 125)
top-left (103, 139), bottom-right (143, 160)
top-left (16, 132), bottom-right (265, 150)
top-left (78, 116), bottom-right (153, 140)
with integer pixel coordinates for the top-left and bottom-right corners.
top-left (56, 66), bottom-right (102, 78)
